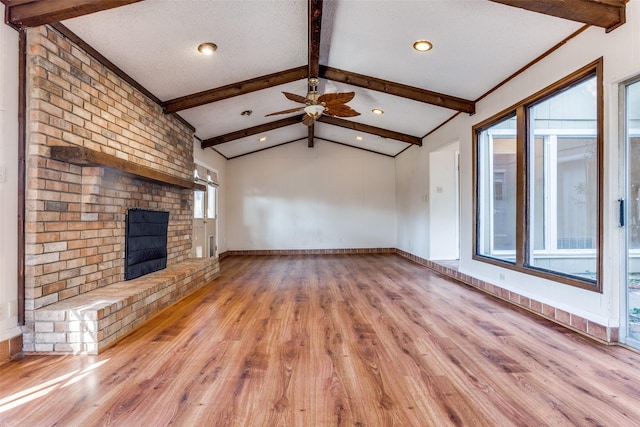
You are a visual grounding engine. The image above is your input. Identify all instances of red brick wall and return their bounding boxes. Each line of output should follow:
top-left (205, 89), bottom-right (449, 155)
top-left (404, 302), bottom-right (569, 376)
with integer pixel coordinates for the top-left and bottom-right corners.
top-left (23, 26), bottom-right (196, 337)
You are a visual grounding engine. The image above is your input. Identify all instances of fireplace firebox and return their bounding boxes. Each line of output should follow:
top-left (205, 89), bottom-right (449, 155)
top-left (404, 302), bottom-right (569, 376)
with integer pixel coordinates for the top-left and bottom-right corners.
top-left (125, 209), bottom-right (170, 280)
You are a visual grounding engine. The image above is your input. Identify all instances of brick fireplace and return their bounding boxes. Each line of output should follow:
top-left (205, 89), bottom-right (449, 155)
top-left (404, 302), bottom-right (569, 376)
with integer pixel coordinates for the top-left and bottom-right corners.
top-left (22, 26), bottom-right (219, 353)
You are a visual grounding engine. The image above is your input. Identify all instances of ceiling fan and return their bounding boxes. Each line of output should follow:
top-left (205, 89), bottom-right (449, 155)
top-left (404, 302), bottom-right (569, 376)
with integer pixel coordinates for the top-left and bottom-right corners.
top-left (265, 77), bottom-right (360, 126)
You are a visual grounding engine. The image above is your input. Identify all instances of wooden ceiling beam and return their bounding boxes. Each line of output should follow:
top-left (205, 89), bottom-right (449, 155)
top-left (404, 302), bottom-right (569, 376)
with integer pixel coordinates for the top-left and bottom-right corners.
top-left (307, 0), bottom-right (322, 147)
top-left (202, 114), bottom-right (420, 148)
top-left (308, 125), bottom-right (315, 148)
top-left (2, 0), bottom-right (143, 29)
top-left (308, 0), bottom-right (322, 78)
top-left (317, 116), bottom-right (422, 146)
top-left (488, 0), bottom-right (626, 32)
top-left (201, 115), bottom-right (303, 148)
top-left (162, 66), bottom-right (308, 114)
top-left (320, 66), bottom-right (475, 114)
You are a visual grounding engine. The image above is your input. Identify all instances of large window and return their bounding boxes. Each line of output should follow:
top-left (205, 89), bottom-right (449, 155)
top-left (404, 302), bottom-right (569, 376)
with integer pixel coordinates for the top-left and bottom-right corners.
top-left (473, 59), bottom-right (602, 291)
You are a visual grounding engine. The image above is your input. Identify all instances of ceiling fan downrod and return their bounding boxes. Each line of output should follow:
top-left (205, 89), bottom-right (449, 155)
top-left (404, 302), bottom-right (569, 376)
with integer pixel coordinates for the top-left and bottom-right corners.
top-left (307, 77), bottom-right (320, 102)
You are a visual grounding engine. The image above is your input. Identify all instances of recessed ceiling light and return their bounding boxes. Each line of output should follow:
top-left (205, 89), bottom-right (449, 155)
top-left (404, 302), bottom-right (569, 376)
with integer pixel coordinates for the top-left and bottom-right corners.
top-left (258, 136), bottom-right (268, 142)
top-left (371, 108), bottom-right (384, 115)
top-left (197, 42), bottom-right (217, 55)
top-left (413, 40), bottom-right (433, 52)
top-left (355, 135), bottom-right (364, 141)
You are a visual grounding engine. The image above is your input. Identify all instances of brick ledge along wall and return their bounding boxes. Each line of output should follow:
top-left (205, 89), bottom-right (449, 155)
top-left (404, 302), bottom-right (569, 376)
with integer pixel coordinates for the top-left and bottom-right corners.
top-left (23, 25), bottom-right (216, 352)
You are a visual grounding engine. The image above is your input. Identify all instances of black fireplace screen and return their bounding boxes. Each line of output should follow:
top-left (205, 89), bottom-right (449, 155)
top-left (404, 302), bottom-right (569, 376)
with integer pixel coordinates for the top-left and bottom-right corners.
top-left (125, 209), bottom-right (169, 280)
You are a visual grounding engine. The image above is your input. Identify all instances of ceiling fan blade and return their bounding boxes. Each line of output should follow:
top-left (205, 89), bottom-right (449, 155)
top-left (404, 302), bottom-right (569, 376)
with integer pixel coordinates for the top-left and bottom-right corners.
top-left (323, 104), bottom-right (361, 117)
top-left (318, 92), bottom-right (355, 105)
top-left (302, 114), bottom-right (316, 126)
top-left (265, 106), bottom-right (305, 117)
top-left (283, 92), bottom-right (310, 104)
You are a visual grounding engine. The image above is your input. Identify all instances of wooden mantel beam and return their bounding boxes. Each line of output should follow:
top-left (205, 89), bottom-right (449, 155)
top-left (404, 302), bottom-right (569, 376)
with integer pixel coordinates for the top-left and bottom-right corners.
top-left (2, 0), bottom-right (143, 29)
top-left (50, 145), bottom-right (203, 190)
top-left (488, 0), bottom-right (626, 33)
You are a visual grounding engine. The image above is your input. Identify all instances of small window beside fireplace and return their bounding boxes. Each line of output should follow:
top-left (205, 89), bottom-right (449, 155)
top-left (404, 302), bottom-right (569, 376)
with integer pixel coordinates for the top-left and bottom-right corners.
top-left (125, 209), bottom-right (170, 280)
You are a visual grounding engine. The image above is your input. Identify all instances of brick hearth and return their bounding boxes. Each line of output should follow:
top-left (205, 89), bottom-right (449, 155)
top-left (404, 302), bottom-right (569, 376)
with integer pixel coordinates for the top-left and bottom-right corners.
top-left (33, 258), bottom-right (218, 353)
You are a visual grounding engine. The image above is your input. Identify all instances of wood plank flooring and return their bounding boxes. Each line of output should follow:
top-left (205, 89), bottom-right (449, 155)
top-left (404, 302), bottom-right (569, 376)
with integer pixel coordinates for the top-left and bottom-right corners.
top-left (2, 254), bottom-right (640, 426)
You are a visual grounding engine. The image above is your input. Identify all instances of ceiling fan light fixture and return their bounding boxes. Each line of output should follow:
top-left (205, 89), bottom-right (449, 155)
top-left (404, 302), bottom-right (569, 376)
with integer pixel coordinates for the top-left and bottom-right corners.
top-left (372, 108), bottom-right (384, 115)
top-left (265, 85), bottom-right (359, 126)
top-left (304, 104), bottom-right (325, 118)
top-left (413, 40), bottom-right (433, 52)
top-left (197, 42), bottom-right (217, 55)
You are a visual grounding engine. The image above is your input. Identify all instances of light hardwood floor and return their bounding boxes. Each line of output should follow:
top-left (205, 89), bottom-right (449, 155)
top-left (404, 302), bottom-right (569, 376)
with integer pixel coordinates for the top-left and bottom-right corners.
top-left (1, 254), bottom-right (640, 426)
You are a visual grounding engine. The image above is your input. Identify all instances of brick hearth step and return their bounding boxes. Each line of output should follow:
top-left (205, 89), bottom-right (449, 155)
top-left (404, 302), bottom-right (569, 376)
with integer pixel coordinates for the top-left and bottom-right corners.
top-left (32, 258), bottom-right (219, 354)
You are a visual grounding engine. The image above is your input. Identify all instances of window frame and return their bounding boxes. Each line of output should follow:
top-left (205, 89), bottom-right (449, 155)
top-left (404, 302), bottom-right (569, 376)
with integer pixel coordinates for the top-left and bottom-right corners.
top-left (472, 58), bottom-right (603, 292)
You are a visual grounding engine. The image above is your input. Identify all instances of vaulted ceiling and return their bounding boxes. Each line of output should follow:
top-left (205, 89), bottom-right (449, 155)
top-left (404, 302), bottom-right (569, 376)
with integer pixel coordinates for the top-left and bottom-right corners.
top-left (3, 0), bottom-right (627, 158)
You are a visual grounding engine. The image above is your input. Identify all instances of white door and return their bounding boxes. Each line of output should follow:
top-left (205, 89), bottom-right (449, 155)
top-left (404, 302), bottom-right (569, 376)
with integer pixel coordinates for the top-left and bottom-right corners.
top-left (193, 163), bottom-right (219, 259)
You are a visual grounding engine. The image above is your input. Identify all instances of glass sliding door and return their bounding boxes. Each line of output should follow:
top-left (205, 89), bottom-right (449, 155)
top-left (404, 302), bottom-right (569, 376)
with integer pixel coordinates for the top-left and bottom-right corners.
top-left (624, 79), bottom-right (640, 348)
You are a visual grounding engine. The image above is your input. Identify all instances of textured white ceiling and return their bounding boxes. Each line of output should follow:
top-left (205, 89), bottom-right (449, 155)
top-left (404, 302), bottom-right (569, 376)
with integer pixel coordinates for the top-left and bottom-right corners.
top-left (321, 0), bottom-right (580, 99)
top-left (62, 0), bottom-right (583, 158)
top-left (180, 80), bottom-right (310, 140)
top-left (212, 126), bottom-right (308, 159)
top-left (315, 125), bottom-right (411, 157)
top-left (64, 0), bottom-right (308, 100)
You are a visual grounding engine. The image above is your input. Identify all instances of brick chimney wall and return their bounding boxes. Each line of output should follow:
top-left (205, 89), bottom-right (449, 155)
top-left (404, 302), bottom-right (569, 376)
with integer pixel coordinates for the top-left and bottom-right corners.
top-left (23, 26), bottom-right (196, 351)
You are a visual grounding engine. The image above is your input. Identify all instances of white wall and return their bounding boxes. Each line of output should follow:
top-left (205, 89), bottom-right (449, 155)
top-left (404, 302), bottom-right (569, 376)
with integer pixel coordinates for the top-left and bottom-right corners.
top-left (0, 7), bottom-right (21, 342)
top-left (227, 140), bottom-right (396, 250)
top-left (395, 1), bottom-right (640, 328)
top-left (194, 143), bottom-right (228, 254)
top-left (429, 145), bottom-right (459, 260)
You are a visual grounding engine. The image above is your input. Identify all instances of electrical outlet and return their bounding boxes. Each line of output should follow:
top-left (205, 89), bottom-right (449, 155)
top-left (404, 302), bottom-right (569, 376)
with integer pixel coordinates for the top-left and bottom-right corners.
top-left (0, 165), bottom-right (5, 183)
top-left (499, 273), bottom-right (505, 281)
top-left (0, 303), bottom-right (3, 320)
